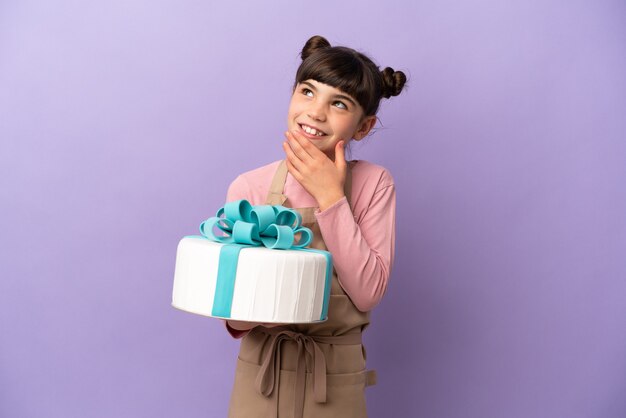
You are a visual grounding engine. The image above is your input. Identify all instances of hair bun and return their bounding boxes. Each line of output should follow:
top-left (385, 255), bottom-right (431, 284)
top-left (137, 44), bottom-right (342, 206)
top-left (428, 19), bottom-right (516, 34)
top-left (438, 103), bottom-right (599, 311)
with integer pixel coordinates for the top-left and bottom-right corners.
top-left (301, 35), bottom-right (331, 61)
top-left (381, 67), bottom-right (407, 98)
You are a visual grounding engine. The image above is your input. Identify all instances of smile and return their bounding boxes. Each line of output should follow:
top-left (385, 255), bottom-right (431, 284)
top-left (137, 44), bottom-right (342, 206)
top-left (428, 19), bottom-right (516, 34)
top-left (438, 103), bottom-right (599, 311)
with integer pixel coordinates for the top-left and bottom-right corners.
top-left (299, 123), bottom-right (327, 137)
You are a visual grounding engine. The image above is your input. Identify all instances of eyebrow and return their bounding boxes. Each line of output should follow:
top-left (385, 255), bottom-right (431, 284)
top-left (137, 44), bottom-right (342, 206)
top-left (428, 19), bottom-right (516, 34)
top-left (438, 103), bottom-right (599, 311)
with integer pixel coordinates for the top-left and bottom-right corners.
top-left (301, 81), bottom-right (357, 107)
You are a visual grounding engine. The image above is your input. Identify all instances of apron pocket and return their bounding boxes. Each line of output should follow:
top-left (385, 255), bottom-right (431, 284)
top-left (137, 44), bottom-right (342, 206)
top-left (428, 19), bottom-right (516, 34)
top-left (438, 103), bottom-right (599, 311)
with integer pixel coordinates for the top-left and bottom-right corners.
top-left (230, 357), bottom-right (371, 418)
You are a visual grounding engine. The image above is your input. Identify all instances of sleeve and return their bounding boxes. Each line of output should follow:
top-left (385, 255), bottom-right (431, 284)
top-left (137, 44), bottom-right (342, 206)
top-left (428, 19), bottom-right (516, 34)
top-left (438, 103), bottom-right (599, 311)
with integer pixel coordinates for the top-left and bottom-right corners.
top-left (313, 183), bottom-right (396, 312)
top-left (226, 174), bottom-right (251, 203)
top-left (224, 320), bottom-right (250, 339)
top-left (223, 174), bottom-right (253, 339)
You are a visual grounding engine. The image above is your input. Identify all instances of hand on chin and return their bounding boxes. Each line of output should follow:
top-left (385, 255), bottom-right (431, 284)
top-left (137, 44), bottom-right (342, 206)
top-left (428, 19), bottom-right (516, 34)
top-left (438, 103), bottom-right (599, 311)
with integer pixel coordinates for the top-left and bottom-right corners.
top-left (282, 129), bottom-right (347, 210)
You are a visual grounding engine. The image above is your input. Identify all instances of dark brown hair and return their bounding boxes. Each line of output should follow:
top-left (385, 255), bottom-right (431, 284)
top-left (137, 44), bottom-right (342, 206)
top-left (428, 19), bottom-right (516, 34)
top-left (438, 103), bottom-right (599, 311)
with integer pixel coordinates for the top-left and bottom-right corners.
top-left (293, 35), bottom-right (407, 119)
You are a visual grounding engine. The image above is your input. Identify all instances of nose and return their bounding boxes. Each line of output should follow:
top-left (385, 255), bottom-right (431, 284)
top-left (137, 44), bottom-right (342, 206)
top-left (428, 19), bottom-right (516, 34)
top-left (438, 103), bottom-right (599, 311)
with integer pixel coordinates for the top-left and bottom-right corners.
top-left (306, 100), bottom-right (326, 122)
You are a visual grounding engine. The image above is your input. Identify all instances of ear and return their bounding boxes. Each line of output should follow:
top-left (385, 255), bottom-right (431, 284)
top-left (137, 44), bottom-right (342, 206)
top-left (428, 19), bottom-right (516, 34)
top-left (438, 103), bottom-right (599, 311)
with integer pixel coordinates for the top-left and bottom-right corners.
top-left (352, 115), bottom-right (377, 141)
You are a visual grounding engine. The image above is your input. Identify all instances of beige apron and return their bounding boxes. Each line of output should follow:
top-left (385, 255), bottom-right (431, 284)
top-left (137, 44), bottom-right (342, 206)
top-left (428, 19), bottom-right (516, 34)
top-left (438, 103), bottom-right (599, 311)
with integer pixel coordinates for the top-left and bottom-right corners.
top-left (227, 159), bottom-right (376, 418)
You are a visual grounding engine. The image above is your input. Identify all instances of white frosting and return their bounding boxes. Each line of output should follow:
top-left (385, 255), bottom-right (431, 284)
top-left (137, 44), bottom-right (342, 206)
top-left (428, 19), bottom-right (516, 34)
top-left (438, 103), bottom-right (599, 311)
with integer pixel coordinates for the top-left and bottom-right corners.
top-left (172, 237), bottom-right (329, 323)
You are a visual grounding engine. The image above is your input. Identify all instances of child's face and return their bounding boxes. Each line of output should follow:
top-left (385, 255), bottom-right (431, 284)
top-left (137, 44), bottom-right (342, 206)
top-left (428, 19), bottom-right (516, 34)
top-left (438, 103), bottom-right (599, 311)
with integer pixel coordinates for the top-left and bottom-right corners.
top-left (287, 79), bottom-right (376, 161)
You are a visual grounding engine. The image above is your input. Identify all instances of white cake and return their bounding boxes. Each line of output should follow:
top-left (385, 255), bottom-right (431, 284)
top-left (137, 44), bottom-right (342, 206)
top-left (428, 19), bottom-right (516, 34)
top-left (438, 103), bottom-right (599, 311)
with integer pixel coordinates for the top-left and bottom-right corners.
top-left (172, 236), bottom-right (332, 323)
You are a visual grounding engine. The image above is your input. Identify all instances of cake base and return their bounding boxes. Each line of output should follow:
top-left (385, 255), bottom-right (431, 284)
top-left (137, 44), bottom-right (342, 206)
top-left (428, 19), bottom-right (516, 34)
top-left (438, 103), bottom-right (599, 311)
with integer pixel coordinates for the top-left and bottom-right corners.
top-left (172, 236), bottom-right (331, 323)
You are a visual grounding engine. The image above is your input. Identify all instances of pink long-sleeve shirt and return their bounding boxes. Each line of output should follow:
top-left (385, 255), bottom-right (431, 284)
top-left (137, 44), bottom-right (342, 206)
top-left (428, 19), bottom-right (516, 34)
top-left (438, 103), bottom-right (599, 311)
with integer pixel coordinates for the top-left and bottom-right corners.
top-left (223, 159), bottom-right (396, 338)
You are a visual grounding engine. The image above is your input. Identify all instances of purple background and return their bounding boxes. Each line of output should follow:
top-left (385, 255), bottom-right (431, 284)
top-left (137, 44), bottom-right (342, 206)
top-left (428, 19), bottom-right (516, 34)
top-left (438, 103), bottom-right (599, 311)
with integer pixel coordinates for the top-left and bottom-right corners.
top-left (1, 1), bottom-right (625, 417)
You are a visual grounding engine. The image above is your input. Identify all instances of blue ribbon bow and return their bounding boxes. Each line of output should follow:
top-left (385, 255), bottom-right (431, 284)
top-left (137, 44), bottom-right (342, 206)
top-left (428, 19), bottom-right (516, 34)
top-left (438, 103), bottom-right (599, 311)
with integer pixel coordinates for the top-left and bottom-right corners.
top-left (190, 199), bottom-right (332, 320)
top-left (199, 199), bottom-right (313, 250)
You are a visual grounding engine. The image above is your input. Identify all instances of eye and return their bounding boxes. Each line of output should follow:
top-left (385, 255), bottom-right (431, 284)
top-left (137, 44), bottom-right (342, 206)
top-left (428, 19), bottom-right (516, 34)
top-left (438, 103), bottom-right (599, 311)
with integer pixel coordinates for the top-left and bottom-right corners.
top-left (301, 88), bottom-right (313, 97)
top-left (333, 101), bottom-right (348, 110)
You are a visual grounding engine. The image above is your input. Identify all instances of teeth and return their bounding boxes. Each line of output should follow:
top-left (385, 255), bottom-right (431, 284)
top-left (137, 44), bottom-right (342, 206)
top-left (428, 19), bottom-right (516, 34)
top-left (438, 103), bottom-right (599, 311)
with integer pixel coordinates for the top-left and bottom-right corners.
top-left (301, 124), bottom-right (324, 136)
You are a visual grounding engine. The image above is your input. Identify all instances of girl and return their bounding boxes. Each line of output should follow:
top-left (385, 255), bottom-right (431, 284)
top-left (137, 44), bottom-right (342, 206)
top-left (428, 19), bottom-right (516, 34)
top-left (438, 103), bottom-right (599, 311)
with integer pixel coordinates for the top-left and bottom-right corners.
top-left (223, 35), bottom-right (406, 418)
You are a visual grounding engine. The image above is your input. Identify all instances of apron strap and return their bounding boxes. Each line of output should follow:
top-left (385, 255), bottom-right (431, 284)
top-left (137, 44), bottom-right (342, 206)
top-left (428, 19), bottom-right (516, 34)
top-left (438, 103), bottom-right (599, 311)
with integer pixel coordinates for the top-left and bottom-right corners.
top-left (266, 160), bottom-right (289, 206)
top-left (265, 159), bottom-right (354, 210)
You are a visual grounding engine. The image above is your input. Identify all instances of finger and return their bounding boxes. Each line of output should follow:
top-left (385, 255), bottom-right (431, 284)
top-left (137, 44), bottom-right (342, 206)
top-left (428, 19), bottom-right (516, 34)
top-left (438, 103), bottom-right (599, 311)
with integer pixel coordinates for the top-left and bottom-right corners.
top-left (335, 140), bottom-right (347, 169)
top-left (262, 322), bottom-right (285, 328)
top-left (282, 139), bottom-right (302, 166)
top-left (286, 131), bottom-right (311, 160)
top-left (286, 130), bottom-right (315, 161)
top-left (284, 151), bottom-right (303, 181)
top-left (283, 139), bottom-right (305, 171)
top-left (291, 129), bottom-right (331, 161)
